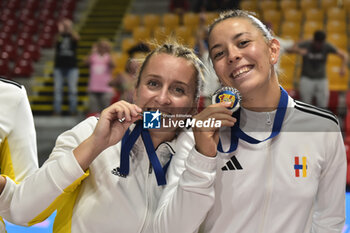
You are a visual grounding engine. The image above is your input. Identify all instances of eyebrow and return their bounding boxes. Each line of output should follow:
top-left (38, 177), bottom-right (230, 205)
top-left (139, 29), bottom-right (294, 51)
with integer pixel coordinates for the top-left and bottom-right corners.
top-left (209, 32), bottom-right (251, 53)
top-left (145, 74), bottom-right (191, 87)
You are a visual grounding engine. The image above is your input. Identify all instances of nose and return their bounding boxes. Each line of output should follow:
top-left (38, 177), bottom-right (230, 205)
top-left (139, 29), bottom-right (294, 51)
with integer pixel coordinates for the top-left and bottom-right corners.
top-left (155, 88), bottom-right (171, 105)
top-left (227, 46), bottom-right (241, 64)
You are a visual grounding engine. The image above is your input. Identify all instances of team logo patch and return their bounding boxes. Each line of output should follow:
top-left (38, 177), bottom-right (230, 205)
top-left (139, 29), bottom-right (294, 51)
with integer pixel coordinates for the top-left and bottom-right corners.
top-left (218, 93), bottom-right (236, 108)
top-left (221, 155), bottom-right (243, 171)
top-left (294, 156), bottom-right (307, 177)
top-left (143, 110), bottom-right (161, 129)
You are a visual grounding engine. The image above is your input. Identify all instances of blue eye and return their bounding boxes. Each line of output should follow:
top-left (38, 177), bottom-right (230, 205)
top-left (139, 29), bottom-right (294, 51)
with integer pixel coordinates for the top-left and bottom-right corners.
top-left (147, 80), bottom-right (159, 88)
top-left (175, 87), bottom-right (185, 94)
top-left (213, 51), bottom-right (224, 59)
top-left (238, 40), bottom-right (250, 47)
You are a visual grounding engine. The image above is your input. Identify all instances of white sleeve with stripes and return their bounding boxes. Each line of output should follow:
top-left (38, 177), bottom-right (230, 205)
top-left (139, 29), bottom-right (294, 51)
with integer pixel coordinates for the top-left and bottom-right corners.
top-left (154, 130), bottom-right (217, 233)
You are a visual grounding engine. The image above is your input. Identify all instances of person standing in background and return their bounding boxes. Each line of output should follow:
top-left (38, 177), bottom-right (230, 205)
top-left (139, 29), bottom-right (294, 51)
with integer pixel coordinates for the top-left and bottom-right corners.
top-left (53, 18), bottom-right (80, 115)
top-left (290, 30), bottom-right (348, 108)
top-left (85, 39), bottom-right (115, 115)
top-left (0, 77), bottom-right (38, 232)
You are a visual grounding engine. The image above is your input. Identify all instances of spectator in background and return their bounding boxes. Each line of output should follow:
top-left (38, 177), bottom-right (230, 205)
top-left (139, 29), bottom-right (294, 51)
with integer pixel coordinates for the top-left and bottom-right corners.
top-left (109, 43), bottom-right (150, 104)
top-left (53, 18), bottom-right (80, 116)
top-left (85, 39), bottom-right (115, 115)
top-left (110, 58), bottom-right (139, 103)
top-left (0, 77), bottom-right (38, 232)
top-left (127, 42), bottom-right (150, 58)
top-left (169, 0), bottom-right (190, 24)
top-left (290, 30), bottom-right (348, 108)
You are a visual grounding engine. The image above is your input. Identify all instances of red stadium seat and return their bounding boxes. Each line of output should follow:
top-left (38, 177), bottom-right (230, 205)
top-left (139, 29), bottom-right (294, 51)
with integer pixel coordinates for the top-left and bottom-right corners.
top-left (38, 32), bottom-right (55, 48)
top-left (0, 37), bottom-right (12, 50)
top-left (0, 58), bottom-right (10, 77)
top-left (12, 58), bottom-right (33, 77)
top-left (327, 90), bottom-right (339, 115)
top-left (19, 8), bottom-right (35, 22)
top-left (24, 0), bottom-right (40, 11)
top-left (1, 44), bottom-right (17, 61)
top-left (16, 32), bottom-right (33, 48)
top-left (343, 137), bottom-right (350, 186)
top-left (23, 44), bottom-right (41, 61)
top-left (6, 0), bottom-right (21, 10)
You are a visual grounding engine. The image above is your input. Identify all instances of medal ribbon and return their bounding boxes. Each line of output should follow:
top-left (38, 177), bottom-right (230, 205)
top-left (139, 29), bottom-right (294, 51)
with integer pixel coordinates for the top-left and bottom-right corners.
top-left (119, 121), bottom-right (171, 186)
top-left (218, 87), bottom-right (289, 153)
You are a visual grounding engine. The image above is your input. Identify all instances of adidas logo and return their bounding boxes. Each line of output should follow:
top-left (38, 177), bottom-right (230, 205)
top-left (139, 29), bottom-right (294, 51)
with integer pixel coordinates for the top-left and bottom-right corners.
top-left (222, 156), bottom-right (243, 171)
top-left (111, 167), bottom-right (126, 178)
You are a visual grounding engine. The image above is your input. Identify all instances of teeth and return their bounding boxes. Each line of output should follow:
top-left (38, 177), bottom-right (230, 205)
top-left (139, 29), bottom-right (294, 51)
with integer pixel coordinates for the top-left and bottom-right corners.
top-left (233, 66), bottom-right (251, 78)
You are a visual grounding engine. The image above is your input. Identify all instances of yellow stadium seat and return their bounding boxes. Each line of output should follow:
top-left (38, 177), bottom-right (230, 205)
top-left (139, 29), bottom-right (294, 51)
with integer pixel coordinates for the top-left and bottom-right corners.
top-left (327, 64), bottom-right (349, 91)
top-left (326, 7), bottom-right (346, 21)
top-left (153, 26), bottom-right (172, 44)
top-left (328, 54), bottom-right (343, 66)
top-left (326, 20), bottom-right (346, 34)
top-left (280, 0), bottom-right (298, 12)
top-left (240, 0), bottom-right (258, 12)
top-left (262, 9), bottom-right (281, 26)
top-left (174, 26), bottom-right (192, 44)
top-left (112, 52), bottom-right (129, 74)
top-left (143, 14), bottom-right (160, 31)
top-left (281, 22), bottom-right (301, 40)
top-left (132, 26), bottom-right (151, 42)
top-left (259, 0), bottom-right (278, 11)
top-left (186, 36), bottom-right (196, 49)
top-left (123, 14), bottom-right (140, 33)
top-left (279, 54), bottom-right (299, 90)
top-left (300, 0), bottom-right (318, 12)
top-left (304, 8), bottom-right (324, 22)
top-left (344, 0), bottom-right (350, 12)
top-left (162, 13), bottom-right (179, 31)
top-left (183, 12), bottom-right (200, 31)
top-left (320, 0), bottom-right (338, 9)
top-left (205, 12), bottom-right (219, 26)
top-left (328, 33), bottom-right (348, 50)
top-left (302, 21), bottom-right (323, 38)
top-left (283, 9), bottom-right (303, 24)
top-left (121, 37), bottom-right (137, 53)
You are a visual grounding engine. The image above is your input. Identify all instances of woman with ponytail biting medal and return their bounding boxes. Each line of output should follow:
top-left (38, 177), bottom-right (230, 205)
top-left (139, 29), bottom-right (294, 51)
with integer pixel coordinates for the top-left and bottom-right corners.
top-left (0, 42), bottom-right (204, 233)
top-left (155, 10), bottom-right (346, 233)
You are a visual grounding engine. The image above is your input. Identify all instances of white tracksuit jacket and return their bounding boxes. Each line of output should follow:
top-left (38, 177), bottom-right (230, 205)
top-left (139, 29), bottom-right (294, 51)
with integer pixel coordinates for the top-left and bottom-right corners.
top-left (154, 96), bottom-right (346, 233)
top-left (0, 117), bottom-right (176, 233)
top-left (0, 78), bottom-right (38, 232)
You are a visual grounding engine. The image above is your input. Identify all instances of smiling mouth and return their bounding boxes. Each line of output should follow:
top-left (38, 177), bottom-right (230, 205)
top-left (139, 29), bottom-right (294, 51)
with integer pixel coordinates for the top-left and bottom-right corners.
top-left (231, 65), bottom-right (254, 79)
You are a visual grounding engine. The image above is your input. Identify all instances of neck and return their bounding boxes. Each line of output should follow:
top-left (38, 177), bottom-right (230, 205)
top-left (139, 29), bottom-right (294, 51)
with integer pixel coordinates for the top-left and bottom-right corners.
top-left (149, 129), bottom-right (177, 148)
top-left (241, 79), bottom-right (281, 112)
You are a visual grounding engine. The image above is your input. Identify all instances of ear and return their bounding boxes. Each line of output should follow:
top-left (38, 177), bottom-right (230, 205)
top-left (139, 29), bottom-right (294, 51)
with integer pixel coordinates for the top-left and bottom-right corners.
top-left (269, 38), bottom-right (280, 65)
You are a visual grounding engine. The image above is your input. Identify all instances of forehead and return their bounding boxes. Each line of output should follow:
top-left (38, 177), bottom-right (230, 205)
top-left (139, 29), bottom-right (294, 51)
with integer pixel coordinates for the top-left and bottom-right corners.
top-left (209, 17), bottom-right (261, 42)
top-left (143, 53), bottom-right (196, 83)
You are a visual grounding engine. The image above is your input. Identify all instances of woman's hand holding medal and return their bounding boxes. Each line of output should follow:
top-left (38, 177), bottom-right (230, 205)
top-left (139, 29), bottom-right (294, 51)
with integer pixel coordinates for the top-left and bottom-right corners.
top-left (193, 87), bottom-right (240, 157)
